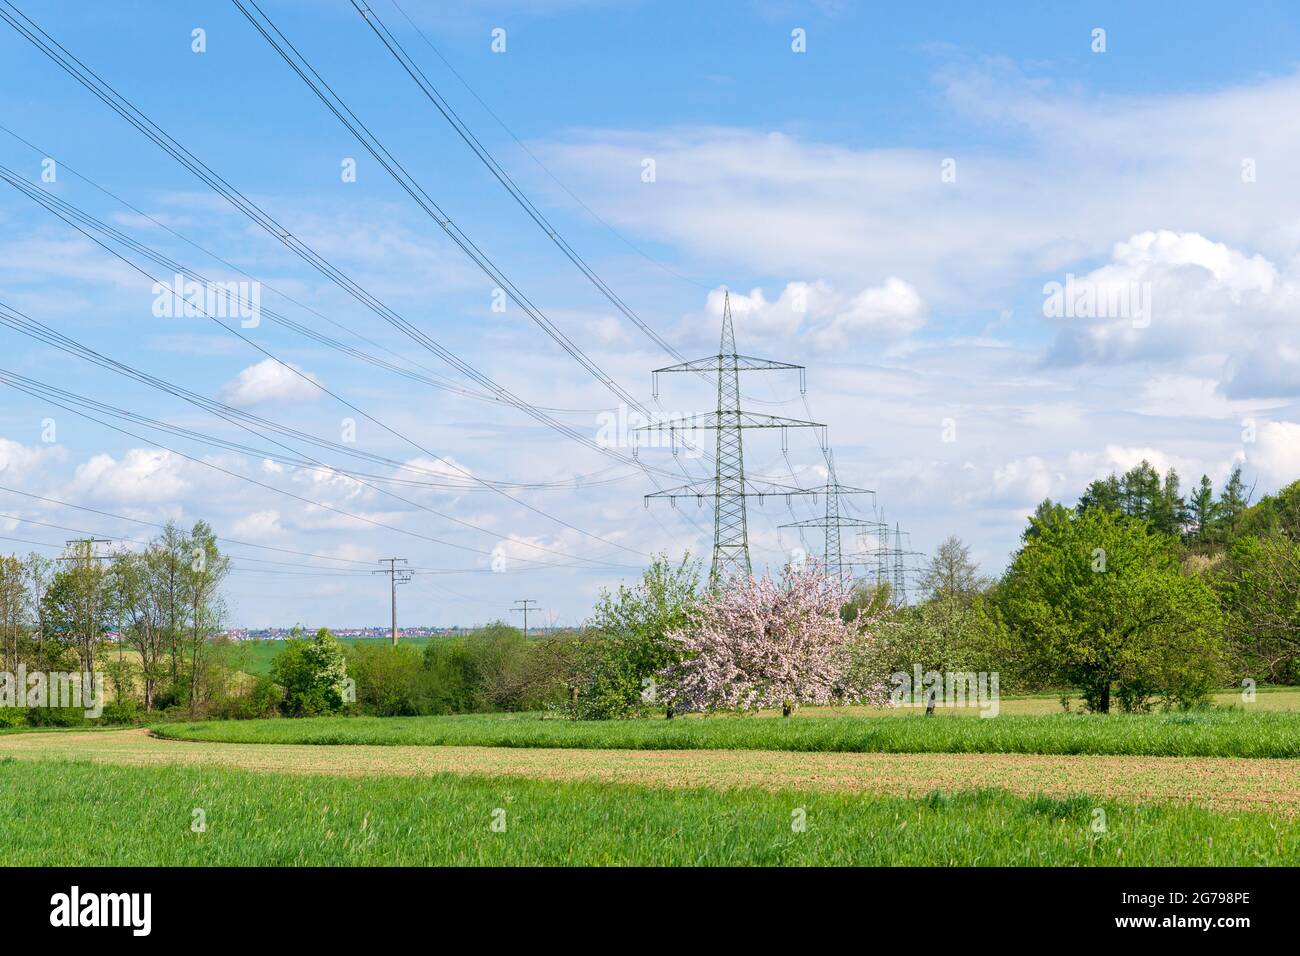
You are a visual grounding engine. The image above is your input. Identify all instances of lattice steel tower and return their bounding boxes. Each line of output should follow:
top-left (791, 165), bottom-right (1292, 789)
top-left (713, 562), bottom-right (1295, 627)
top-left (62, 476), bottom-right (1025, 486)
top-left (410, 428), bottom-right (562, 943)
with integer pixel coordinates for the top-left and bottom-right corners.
top-left (639, 292), bottom-right (823, 582)
top-left (780, 451), bottom-right (877, 590)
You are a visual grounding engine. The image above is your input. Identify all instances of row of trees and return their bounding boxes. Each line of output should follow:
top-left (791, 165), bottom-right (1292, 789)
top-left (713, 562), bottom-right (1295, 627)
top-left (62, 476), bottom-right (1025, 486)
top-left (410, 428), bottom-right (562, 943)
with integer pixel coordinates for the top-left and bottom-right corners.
top-left (543, 463), bottom-right (1299, 721)
top-left (8, 459), bottom-right (1293, 723)
top-left (1074, 461), bottom-right (1251, 544)
top-left (865, 463), bottom-right (1300, 712)
top-left (0, 521), bottom-right (229, 718)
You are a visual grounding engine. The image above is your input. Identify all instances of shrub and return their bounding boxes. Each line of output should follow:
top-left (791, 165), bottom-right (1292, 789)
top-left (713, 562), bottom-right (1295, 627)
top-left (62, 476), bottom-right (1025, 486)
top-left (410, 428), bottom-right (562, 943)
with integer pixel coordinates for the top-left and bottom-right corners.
top-left (566, 555), bottom-right (701, 720)
top-left (270, 628), bottom-right (349, 717)
top-left (347, 643), bottom-right (432, 716)
top-left (98, 699), bottom-right (141, 724)
top-left (422, 637), bottom-right (483, 713)
top-left (24, 707), bottom-right (86, 727)
top-left (210, 676), bottom-right (281, 720)
top-left (420, 625), bottom-right (571, 714)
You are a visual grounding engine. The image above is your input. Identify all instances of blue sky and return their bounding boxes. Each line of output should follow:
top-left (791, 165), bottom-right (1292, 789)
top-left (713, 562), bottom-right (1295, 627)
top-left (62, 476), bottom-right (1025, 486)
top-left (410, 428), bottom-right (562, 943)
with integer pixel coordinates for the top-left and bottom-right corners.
top-left (3, 0), bottom-right (1300, 627)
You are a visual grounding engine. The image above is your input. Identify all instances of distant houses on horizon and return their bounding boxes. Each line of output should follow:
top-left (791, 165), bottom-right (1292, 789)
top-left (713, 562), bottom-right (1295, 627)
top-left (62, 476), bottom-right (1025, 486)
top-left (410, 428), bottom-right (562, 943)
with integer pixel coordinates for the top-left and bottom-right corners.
top-left (221, 625), bottom-right (566, 641)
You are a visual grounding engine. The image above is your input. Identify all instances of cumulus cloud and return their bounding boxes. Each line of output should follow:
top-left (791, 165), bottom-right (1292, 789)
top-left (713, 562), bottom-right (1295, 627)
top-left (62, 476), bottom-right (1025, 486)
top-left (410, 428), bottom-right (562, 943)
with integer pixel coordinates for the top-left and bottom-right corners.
top-left (0, 437), bottom-right (65, 483)
top-left (218, 359), bottom-right (323, 407)
top-left (1246, 421), bottom-right (1300, 491)
top-left (230, 510), bottom-right (284, 540)
top-left (65, 448), bottom-right (191, 503)
top-left (1043, 230), bottom-right (1300, 398)
top-left (702, 278), bottom-right (923, 349)
top-left (533, 63), bottom-right (1300, 322)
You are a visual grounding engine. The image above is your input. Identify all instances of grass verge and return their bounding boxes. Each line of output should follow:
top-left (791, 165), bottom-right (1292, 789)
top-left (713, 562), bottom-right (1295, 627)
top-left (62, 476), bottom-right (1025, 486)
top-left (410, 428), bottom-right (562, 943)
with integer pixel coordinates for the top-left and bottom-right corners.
top-left (153, 710), bottom-right (1300, 758)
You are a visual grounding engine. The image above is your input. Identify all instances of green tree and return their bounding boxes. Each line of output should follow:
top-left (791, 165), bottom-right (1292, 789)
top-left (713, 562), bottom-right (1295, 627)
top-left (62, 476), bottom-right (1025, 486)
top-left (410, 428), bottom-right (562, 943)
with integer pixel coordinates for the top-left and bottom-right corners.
top-left (569, 554), bottom-right (701, 719)
top-left (840, 579), bottom-right (893, 623)
top-left (1077, 476), bottom-right (1122, 515)
top-left (857, 592), bottom-right (1002, 680)
top-left (0, 555), bottom-right (27, 675)
top-left (422, 637), bottom-right (483, 713)
top-left (1119, 461), bottom-right (1162, 522)
top-left (998, 507), bottom-right (1225, 712)
top-left (346, 642), bottom-right (431, 716)
top-left (917, 535), bottom-right (985, 602)
top-left (181, 521), bottom-right (229, 714)
top-left (1151, 468), bottom-right (1188, 537)
top-left (270, 627), bottom-right (349, 716)
top-left (1187, 474), bottom-right (1219, 547)
top-left (1220, 533), bottom-right (1300, 682)
top-left (43, 543), bottom-right (113, 674)
top-left (1025, 499), bottom-right (1072, 540)
top-left (1237, 478), bottom-right (1300, 542)
top-left (1214, 464), bottom-right (1251, 543)
top-left (463, 622), bottom-right (550, 711)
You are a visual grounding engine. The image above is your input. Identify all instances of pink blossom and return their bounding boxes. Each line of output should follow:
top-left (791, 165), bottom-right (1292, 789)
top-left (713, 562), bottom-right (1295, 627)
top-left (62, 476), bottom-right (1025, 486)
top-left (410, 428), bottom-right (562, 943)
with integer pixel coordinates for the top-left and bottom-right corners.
top-left (661, 562), bottom-right (887, 713)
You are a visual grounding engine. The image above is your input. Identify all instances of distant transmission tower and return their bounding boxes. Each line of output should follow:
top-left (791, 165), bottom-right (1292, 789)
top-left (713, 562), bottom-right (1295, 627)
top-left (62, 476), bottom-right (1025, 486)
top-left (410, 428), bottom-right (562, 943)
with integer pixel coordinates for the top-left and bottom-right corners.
top-left (780, 451), bottom-right (876, 590)
top-left (639, 292), bottom-right (823, 582)
top-left (852, 520), bottom-right (923, 606)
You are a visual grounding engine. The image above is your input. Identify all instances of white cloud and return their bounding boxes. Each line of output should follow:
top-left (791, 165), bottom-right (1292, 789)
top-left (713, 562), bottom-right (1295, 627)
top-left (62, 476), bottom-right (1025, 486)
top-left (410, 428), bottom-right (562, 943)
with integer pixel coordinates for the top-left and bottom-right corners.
top-left (1246, 421), bottom-right (1300, 491)
top-left (810, 278), bottom-right (924, 350)
top-left (218, 359), bottom-right (323, 407)
top-left (65, 448), bottom-right (191, 503)
top-left (1045, 230), bottom-right (1290, 386)
top-left (701, 278), bottom-right (923, 349)
top-left (230, 510), bottom-right (284, 540)
top-left (0, 438), bottom-right (65, 483)
top-left (1137, 375), bottom-right (1285, 421)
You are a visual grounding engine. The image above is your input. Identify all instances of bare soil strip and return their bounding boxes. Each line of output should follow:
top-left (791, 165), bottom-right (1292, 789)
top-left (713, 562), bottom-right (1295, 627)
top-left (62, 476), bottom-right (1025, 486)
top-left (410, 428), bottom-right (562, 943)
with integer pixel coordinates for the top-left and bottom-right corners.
top-left (2, 729), bottom-right (1297, 814)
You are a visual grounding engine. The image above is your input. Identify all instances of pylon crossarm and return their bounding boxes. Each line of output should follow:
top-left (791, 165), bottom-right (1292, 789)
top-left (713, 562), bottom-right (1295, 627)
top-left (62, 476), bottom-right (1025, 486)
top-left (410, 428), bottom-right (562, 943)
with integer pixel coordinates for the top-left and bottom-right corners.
top-left (644, 478), bottom-right (821, 500)
top-left (653, 354), bottom-right (804, 374)
top-left (781, 516), bottom-right (884, 529)
top-left (634, 411), bottom-right (823, 431)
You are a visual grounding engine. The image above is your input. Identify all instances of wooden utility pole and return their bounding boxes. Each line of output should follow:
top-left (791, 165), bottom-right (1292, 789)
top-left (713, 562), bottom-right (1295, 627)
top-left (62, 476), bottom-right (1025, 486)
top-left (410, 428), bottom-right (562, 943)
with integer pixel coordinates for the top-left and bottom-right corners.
top-left (373, 558), bottom-right (410, 645)
top-left (510, 599), bottom-right (538, 638)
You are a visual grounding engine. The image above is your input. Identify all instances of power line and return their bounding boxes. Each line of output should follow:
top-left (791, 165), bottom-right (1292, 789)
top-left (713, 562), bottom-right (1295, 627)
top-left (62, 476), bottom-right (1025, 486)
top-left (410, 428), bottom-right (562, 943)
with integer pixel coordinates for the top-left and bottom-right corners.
top-left (0, 3), bottom-right (709, 545)
top-left (381, 0), bottom-right (713, 292)
top-left (0, 177), bottom-right (654, 563)
top-left (0, 4), bottom-right (666, 472)
top-left (0, 122), bottom-right (623, 418)
top-left (0, 301), bottom-right (640, 570)
top-left (229, 0), bottom-right (654, 418)
top-left (0, 298), bottom-right (632, 498)
top-left (351, 0), bottom-right (706, 357)
top-left (223, 0), bottom-right (717, 536)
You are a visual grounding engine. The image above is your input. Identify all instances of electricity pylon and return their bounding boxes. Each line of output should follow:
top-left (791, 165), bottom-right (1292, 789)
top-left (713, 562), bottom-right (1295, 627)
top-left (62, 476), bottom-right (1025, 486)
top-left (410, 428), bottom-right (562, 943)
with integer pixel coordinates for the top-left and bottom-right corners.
top-left (638, 291), bottom-right (824, 583)
top-left (780, 451), bottom-right (877, 590)
top-left (846, 521), bottom-right (923, 605)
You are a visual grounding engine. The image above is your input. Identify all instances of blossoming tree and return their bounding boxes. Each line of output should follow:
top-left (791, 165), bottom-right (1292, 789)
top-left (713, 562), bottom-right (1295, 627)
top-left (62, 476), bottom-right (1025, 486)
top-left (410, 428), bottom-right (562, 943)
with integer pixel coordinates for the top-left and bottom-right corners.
top-left (661, 561), bottom-right (887, 715)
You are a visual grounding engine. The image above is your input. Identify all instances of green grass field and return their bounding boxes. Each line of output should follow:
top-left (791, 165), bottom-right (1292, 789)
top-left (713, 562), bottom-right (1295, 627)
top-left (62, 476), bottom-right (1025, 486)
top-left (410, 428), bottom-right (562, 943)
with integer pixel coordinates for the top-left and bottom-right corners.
top-left (153, 708), bottom-right (1300, 758)
top-left (0, 757), bottom-right (1293, 865)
